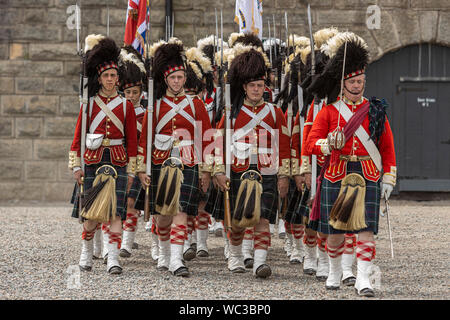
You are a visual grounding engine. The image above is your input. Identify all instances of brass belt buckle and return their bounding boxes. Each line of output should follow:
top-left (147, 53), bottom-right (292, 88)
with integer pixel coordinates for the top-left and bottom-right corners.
top-left (350, 155), bottom-right (357, 162)
top-left (102, 138), bottom-right (110, 147)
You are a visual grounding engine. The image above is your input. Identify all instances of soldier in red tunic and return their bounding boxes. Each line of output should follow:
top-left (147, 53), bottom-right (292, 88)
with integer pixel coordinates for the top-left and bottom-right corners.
top-left (136, 39), bottom-right (213, 277)
top-left (226, 34), bottom-right (274, 266)
top-left (69, 35), bottom-right (138, 275)
top-left (181, 46), bottom-right (215, 260)
top-left (214, 46), bottom-right (291, 278)
top-left (289, 30), bottom-right (340, 280)
top-left (305, 32), bottom-right (396, 296)
top-left (116, 45), bottom-right (148, 259)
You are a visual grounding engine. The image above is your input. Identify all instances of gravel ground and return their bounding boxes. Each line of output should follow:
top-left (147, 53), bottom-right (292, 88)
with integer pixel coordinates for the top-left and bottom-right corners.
top-left (0, 199), bottom-right (449, 301)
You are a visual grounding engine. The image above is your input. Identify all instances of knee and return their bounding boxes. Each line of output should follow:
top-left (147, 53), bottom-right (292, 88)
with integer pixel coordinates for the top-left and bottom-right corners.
top-left (254, 218), bottom-right (269, 232)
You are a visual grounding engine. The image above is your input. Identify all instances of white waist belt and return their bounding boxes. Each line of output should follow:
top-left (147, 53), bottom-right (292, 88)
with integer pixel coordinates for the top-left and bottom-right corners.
top-left (102, 138), bottom-right (123, 146)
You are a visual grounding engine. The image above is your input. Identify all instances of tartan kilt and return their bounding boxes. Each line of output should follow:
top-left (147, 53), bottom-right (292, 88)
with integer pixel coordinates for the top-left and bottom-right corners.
top-left (298, 164), bottom-right (323, 230)
top-left (293, 187), bottom-right (319, 231)
top-left (204, 183), bottom-right (221, 219)
top-left (283, 178), bottom-right (303, 225)
top-left (135, 163), bottom-right (200, 216)
top-left (70, 149), bottom-right (128, 221)
top-left (127, 175), bottom-right (142, 200)
top-left (198, 181), bottom-right (213, 203)
top-left (207, 165), bottom-right (279, 225)
top-left (316, 161), bottom-right (381, 235)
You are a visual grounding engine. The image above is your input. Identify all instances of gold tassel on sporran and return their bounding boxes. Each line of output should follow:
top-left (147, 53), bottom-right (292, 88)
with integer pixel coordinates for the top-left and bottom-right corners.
top-left (81, 165), bottom-right (118, 223)
top-left (155, 157), bottom-right (184, 216)
top-left (329, 173), bottom-right (367, 231)
top-left (232, 170), bottom-right (263, 229)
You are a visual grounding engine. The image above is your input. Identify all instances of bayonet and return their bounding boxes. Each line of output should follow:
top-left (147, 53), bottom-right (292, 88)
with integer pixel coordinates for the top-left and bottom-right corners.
top-left (106, 0), bottom-right (110, 36)
top-left (268, 20), bottom-right (272, 66)
top-left (307, 4), bottom-right (319, 200)
top-left (144, 0), bottom-right (154, 222)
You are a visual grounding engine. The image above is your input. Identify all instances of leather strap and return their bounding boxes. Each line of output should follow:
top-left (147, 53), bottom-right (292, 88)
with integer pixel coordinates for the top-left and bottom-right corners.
top-left (331, 100), bottom-right (382, 171)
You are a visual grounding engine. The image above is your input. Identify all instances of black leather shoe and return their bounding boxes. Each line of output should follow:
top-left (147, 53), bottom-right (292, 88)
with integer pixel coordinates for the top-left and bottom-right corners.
top-left (316, 275), bottom-right (328, 282)
top-left (244, 258), bottom-right (254, 269)
top-left (157, 266), bottom-right (168, 272)
top-left (197, 250), bottom-right (209, 257)
top-left (79, 265), bottom-right (92, 272)
top-left (119, 248), bottom-right (131, 258)
top-left (325, 284), bottom-right (340, 290)
top-left (342, 276), bottom-right (356, 286)
top-left (356, 288), bottom-right (375, 297)
top-left (183, 248), bottom-right (196, 261)
top-left (303, 268), bottom-right (316, 275)
top-left (108, 266), bottom-right (122, 275)
top-left (172, 266), bottom-right (190, 277)
top-left (255, 264), bottom-right (272, 279)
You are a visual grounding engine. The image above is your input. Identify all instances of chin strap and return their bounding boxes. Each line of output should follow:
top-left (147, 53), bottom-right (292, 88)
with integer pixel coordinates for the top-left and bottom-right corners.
top-left (343, 83), bottom-right (365, 98)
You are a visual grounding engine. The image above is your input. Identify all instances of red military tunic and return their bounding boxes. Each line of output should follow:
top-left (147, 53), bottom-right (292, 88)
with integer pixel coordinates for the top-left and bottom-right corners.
top-left (291, 99), bottom-right (327, 176)
top-left (305, 96), bottom-right (396, 184)
top-left (264, 85), bottom-right (273, 103)
top-left (68, 93), bottom-right (138, 172)
top-left (203, 87), bottom-right (216, 126)
top-left (136, 91), bottom-right (214, 172)
top-left (213, 99), bottom-right (291, 176)
top-left (134, 104), bottom-right (145, 141)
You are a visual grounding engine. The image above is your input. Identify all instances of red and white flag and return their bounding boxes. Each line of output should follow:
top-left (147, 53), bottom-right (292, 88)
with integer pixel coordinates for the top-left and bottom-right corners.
top-left (124, 0), bottom-right (148, 55)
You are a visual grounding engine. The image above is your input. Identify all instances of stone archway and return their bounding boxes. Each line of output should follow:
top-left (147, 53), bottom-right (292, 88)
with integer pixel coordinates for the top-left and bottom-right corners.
top-left (362, 8), bottom-right (450, 63)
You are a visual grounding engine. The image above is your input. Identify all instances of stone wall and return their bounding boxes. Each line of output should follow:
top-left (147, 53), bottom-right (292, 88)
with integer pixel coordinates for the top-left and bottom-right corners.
top-left (0, 0), bottom-right (449, 202)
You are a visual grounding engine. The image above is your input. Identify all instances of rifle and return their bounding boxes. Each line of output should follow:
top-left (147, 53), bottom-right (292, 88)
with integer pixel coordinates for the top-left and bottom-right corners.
top-left (76, 1), bottom-right (87, 224)
top-left (297, 62), bottom-right (304, 172)
top-left (223, 82), bottom-right (232, 232)
top-left (307, 4), bottom-right (319, 201)
top-left (212, 8), bottom-right (218, 127)
top-left (144, 1), bottom-right (154, 222)
top-left (106, 0), bottom-right (110, 36)
top-left (219, 9), bottom-right (232, 232)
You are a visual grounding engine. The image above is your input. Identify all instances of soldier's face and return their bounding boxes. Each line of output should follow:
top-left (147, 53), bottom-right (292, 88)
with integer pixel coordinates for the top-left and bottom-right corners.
top-left (165, 70), bottom-right (186, 94)
top-left (269, 71), bottom-right (275, 86)
top-left (244, 80), bottom-right (265, 103)
top-left (343, 74), bottom-right (365, 102)
top-left (99, 69), bottom-right (118, 92)
top-left (124, 86), bottom-right (142, 107)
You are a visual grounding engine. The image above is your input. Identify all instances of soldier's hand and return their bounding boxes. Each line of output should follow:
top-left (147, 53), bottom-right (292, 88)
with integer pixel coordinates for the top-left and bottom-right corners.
top-left (138, 172), bottom-right (151, 188)
top-left (201, 172), bottom-right (211, 193)
top-left (304, 173), bottom-right (312, 190)
top-left (381, 182), bottom-right (394, 200)
top-left (294, 175), bottom-right (305, 192)
top-left (215, 174), bottom-right (230, 192)
top-left (278, 176), bottom-right (289, 198)
top-left (73, 169), bottom-right (84, 186)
